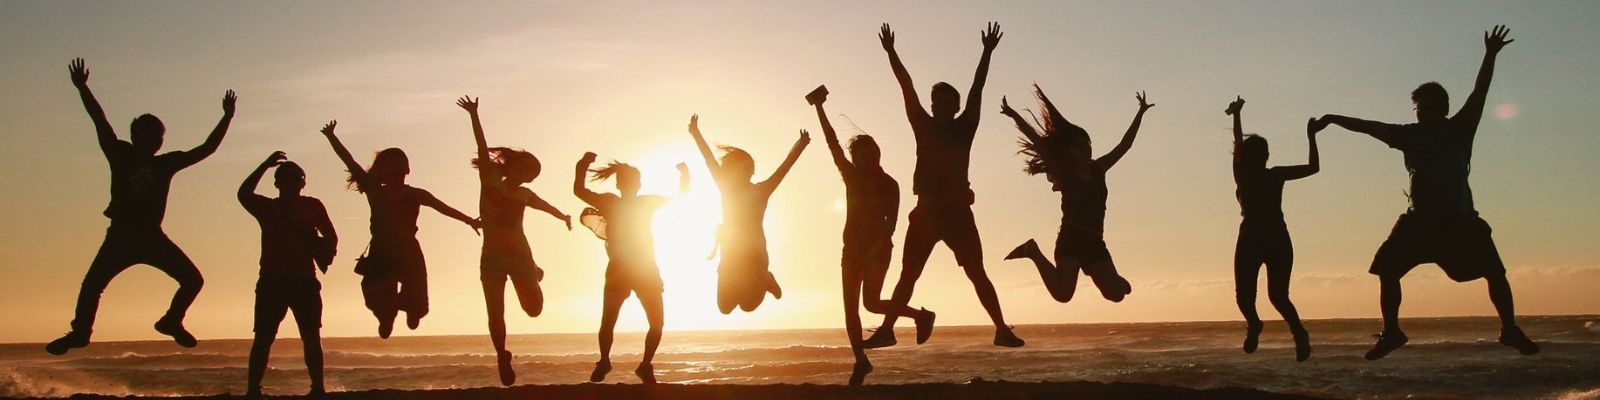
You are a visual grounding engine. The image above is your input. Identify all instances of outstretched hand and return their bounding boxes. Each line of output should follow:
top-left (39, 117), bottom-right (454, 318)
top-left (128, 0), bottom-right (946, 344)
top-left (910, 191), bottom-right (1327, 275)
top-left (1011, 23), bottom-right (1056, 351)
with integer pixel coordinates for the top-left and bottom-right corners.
top-left (981, 22), bottom-right (1003, 51)
top-left (563, 214), bottom-right (573, 231)
top-left (797, 129), bottom-right (812, 146)
top-left (999, 96), bottom-right (1018, 116)
top-left (222, 90), bottom-right (238, 114)
top-left (580, 152), bottom-right (598, 165)
top-left (1485, 25), bottom-right (1513, 54)
top-left (1307, 117), bottom-right (1329, 135)
top-left (68, 58), bottom-right (90, 87)
top-left (467, 218), bottom-right (483, 236)
top-left (1225, 96), bottom-right (1245, 116)
top-left (456, 95), bottom-right (478, 113)
top-left (320, 120), bottom-right (338, 137)
top-left (688, 114), bottom-right (701, 134)
top-left (1136, 91), bottom-right (1154, 111)
top-left (878, 23), bottom-right (895, 51)
top-left (676, 162), bottom-right (690, 174)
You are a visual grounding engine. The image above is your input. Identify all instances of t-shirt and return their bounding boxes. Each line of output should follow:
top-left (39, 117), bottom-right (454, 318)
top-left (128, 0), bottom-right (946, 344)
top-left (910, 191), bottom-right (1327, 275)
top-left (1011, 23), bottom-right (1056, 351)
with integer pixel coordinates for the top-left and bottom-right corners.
top-left (1057, 164), bottom-right (1108, 233)
top-left (588, 193), bottom-right (668, 268)
top-left (840, 166), bottom-right (899, 244)
top-left (1233, 164), bottom-right (1286, 221)
top-left (716, 178), bottom-right (776, 253)
top-left (241, 195), bottom-right (332, 279)
top-left (103, 142), bottom-right (202, 227)
top-left (908, 113), bottom-right (980, 201)
top-left (1373, 117), bottom-right (1479, 215)
top-left (479, 167), bottom-right (534, 256)
top-left (356, 179), bottom-right (422, 239)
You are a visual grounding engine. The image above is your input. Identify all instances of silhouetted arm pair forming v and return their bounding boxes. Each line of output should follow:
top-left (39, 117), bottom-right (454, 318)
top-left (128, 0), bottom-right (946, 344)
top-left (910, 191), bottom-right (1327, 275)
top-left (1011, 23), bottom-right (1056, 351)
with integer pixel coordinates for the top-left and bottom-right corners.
top-left (1096, 92), bottom-right (1154, 171)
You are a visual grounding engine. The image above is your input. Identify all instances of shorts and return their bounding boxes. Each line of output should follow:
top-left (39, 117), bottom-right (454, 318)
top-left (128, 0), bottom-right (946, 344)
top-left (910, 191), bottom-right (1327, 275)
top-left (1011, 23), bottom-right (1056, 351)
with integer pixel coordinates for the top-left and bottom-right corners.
top-left (906, 203), bottom-right (983, 267)
top-left (605, 260), bottom-right (664, 295)
top-left (1370, 213), bottom-right (1505, 282)
top-left (1057, 223), bottom-right (1111, 264)
top-left (254, 276), bottom-right (322, 334)
top-left (480, 250), bottom-right (542, 283)
top-left (842, 237), bottom-right (893, 275)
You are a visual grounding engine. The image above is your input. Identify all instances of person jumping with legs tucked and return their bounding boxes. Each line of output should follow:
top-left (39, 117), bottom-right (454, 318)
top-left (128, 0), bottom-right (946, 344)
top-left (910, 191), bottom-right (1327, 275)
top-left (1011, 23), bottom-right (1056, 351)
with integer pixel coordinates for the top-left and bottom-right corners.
top-left (457, 96), bottom-right (572, 386)
top-left (1312, 25), bottom-right (1538, 360)
top-left (239, 152), bottom-right (337, 398)
top-left (686, 114), bottom-right (808, 314)
top-left (48, 58), bottom-right (236, 355)
top-left (998, 87), bottom-right (1148, 306)
top-left (806, 85), bottom-right (931, 385)
top-left (864, 22), bottom-right (1017, 349)
top-left (317, 121), bottom-right (480, 339)
top-left (575, 152), bottom-right (689, 384)
top-left (1223, 96), bottom-right (1317, 362)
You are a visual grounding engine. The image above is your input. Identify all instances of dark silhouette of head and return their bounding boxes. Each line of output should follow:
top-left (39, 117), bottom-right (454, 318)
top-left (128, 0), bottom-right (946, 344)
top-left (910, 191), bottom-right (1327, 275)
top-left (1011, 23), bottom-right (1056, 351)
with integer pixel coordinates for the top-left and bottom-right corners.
top-left (1412, 82), bottom-right (1450, 123)
top-left (274, 161), bottom-right (307, 197)
top-left (1019, 85), bottom-right (1093, 177)
top-left (475, 147), bottom-right (542, 184)
top-left (351, 148), bottom-right (409, 192)
top-left (590, 161), bottom-right (641, 196)
top-left (718, 146), bottom-right (755, 182)
top-left (130, 114), bottom-right (165, 155)
top-left (931, 82), bottom-right (961, 119)
top-left (849, 135), bottom-right (882, 171)
top-left (1238, 135), bottom-right (1269, 170)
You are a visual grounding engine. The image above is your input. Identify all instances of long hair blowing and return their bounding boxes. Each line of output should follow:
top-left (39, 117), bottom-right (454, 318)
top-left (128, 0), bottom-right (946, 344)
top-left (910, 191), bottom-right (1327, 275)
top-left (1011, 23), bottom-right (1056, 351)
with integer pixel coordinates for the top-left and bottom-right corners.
top-left (588, 160), bottom-right (638, 182)
top-left (1016, 84), bottom-right (1090, 176)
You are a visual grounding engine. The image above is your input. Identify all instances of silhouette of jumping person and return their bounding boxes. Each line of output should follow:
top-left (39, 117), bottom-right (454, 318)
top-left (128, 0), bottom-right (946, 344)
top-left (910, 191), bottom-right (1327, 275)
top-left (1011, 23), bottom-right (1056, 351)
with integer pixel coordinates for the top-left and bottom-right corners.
top-left (316, 120), bottom-right (480, 339)
top-left (998, 87), bottom-right (1147, 304)
top-left (456, 96), bottom-right (572, 386)
top-left (863, 22), bottom-right (1018, 349)
top-left (806, 85), bottom-right (931, 386)
top-left (1221, 96), bottom-right (1316, 362)
top-left (47, 58), bottom-right (236, 355)
top-left (1312, 25), bottom-right (1539, 360)
top-left (686, 114), bottom-right (809, 314)
top-left (238, 151), bottom-right (337, 398)
top-left (574, 152), bottom-right (689, 384)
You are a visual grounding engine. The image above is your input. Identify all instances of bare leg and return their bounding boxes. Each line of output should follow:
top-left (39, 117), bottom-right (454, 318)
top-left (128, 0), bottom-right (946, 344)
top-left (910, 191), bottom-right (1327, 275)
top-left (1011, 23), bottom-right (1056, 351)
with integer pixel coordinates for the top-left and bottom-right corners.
top-left (591, 287), bottom-right (627, 382)
top-left (1234, 240), bottom-right (1264, 353)
top-left (636, 289), bottom-right (665, 384)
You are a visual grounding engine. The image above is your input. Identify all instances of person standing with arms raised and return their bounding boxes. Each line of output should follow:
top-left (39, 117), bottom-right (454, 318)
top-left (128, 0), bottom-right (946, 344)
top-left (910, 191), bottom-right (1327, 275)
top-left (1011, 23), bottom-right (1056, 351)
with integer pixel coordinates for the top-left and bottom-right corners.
top-left (48, 58), bottom-right (236, 355)
top-left (864, 22), bottom-right (1022, 349)
top-left (1312, 25), bottom-right (1539, 360)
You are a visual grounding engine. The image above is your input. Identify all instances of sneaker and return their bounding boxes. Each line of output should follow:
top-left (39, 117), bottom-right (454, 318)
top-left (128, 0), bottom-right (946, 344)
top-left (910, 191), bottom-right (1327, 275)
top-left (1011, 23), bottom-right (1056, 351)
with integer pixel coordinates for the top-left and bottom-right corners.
top-left (308, 385), bottom-right (326, 398)
top-left (1364, 331), bottom-right (1408, 360)
top-left (914, 308), bottom-right (937, 345)
top-left (1243, 321), bottom-right (1264, 354)
top-left (154, 319), bottom-right (198, 348)
top-left (849, 359), bottom-right (873, 386)
top-left (861, 328), bottom-right (897, 349)
top-left (497, 350), bottom-right (516, 386)
top-left (377, 317), bottom-right (395, 339)
top-left (1292, 329), bottom-right (1312, 362)
top-left (45, 330), bottom-right (90, 355)
top-left (1499, 326), bottom-right (1540, 356)
top-left (589, 360), bottom-right (611, 383)
top-left (634, 363), bottom-right (656, 384)
top-left (243, 389), bottom-right (264, 400)
top-left (1004, 239), bottom-right (1039, 261)
top-left (994, 326), bottom-right (1025, 348)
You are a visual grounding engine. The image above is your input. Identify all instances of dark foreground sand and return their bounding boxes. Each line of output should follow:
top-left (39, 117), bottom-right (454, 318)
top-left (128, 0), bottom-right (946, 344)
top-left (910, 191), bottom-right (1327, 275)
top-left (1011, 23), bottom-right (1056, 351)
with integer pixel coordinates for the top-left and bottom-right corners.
top-left (30, 381), bottom-right (1329, 400)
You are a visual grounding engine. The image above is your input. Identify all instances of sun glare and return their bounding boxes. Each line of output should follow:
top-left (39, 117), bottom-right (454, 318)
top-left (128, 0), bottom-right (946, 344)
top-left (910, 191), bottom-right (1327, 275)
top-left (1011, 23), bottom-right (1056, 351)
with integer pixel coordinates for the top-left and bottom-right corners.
top-left (633, 147), bottom-right (726, 330)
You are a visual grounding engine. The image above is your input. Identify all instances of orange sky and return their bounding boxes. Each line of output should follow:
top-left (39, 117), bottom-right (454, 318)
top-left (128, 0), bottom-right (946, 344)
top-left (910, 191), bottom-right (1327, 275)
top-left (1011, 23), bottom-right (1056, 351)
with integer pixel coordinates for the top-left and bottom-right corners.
top-left (1, 1), bottom-right (1598, 343)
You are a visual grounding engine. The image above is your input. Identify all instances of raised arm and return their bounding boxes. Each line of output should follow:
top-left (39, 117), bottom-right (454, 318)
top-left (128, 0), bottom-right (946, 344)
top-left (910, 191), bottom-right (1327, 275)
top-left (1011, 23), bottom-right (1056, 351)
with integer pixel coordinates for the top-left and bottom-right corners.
top-left (960, 22), bottom-right (1002, 121)
top-left (1225, 96), bottom-right (1246, 146)
top-left (318, 120), bottom-right (369, 184)
top-left (415, 188), bottom-right (481, 235)
top-left (456, 95), bottom-right (494, 181)
top-left (879, 23), bottom-right (927, 119)
top-left (68, 59), bottom-right (121, 155)
top-left (1096, 91), bottom-right (1155, 171)
top-left (1459, 25), bottom-right (1513, 127)
top-left (676, 162), bottom-right (692, 194)
top-left (998, 96), bottom-right (1042, 143)
top-left (1315, 114), bottom-right (1402, 144)
top-left (813, 102), bottom-right (854, 176)
top-left (238, 151), bottom-right (286, 203)
top-left (1274, 120), bottom-right (1322, 181)
top-left (176, 90), bottom-right (237, 167)
top-left (761, 131), bottom-right (811, 190)
top-left (573, 152), bottom-right (605, 207)
top-left (687, 114), bottom-right (723, 178)
top-left (523, 191), bottom-right (572, 230)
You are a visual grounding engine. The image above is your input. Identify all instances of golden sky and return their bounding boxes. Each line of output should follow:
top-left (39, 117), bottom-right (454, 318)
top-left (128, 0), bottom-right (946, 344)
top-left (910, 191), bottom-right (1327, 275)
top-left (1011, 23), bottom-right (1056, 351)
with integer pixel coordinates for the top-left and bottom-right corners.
top-left (1, 0), bottom-right (1598, 343)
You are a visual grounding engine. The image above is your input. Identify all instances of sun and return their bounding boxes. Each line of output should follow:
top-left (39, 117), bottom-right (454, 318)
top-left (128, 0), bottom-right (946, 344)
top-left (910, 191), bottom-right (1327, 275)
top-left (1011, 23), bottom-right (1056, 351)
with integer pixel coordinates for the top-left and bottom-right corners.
top-left (631, 147), bottom-right (726, 330)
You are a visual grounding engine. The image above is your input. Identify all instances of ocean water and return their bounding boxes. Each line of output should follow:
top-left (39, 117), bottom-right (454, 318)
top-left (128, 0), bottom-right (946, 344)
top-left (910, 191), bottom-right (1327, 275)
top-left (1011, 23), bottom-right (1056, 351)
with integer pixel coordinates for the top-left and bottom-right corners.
top-left (2, 316), bottom-right (1598, 399)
